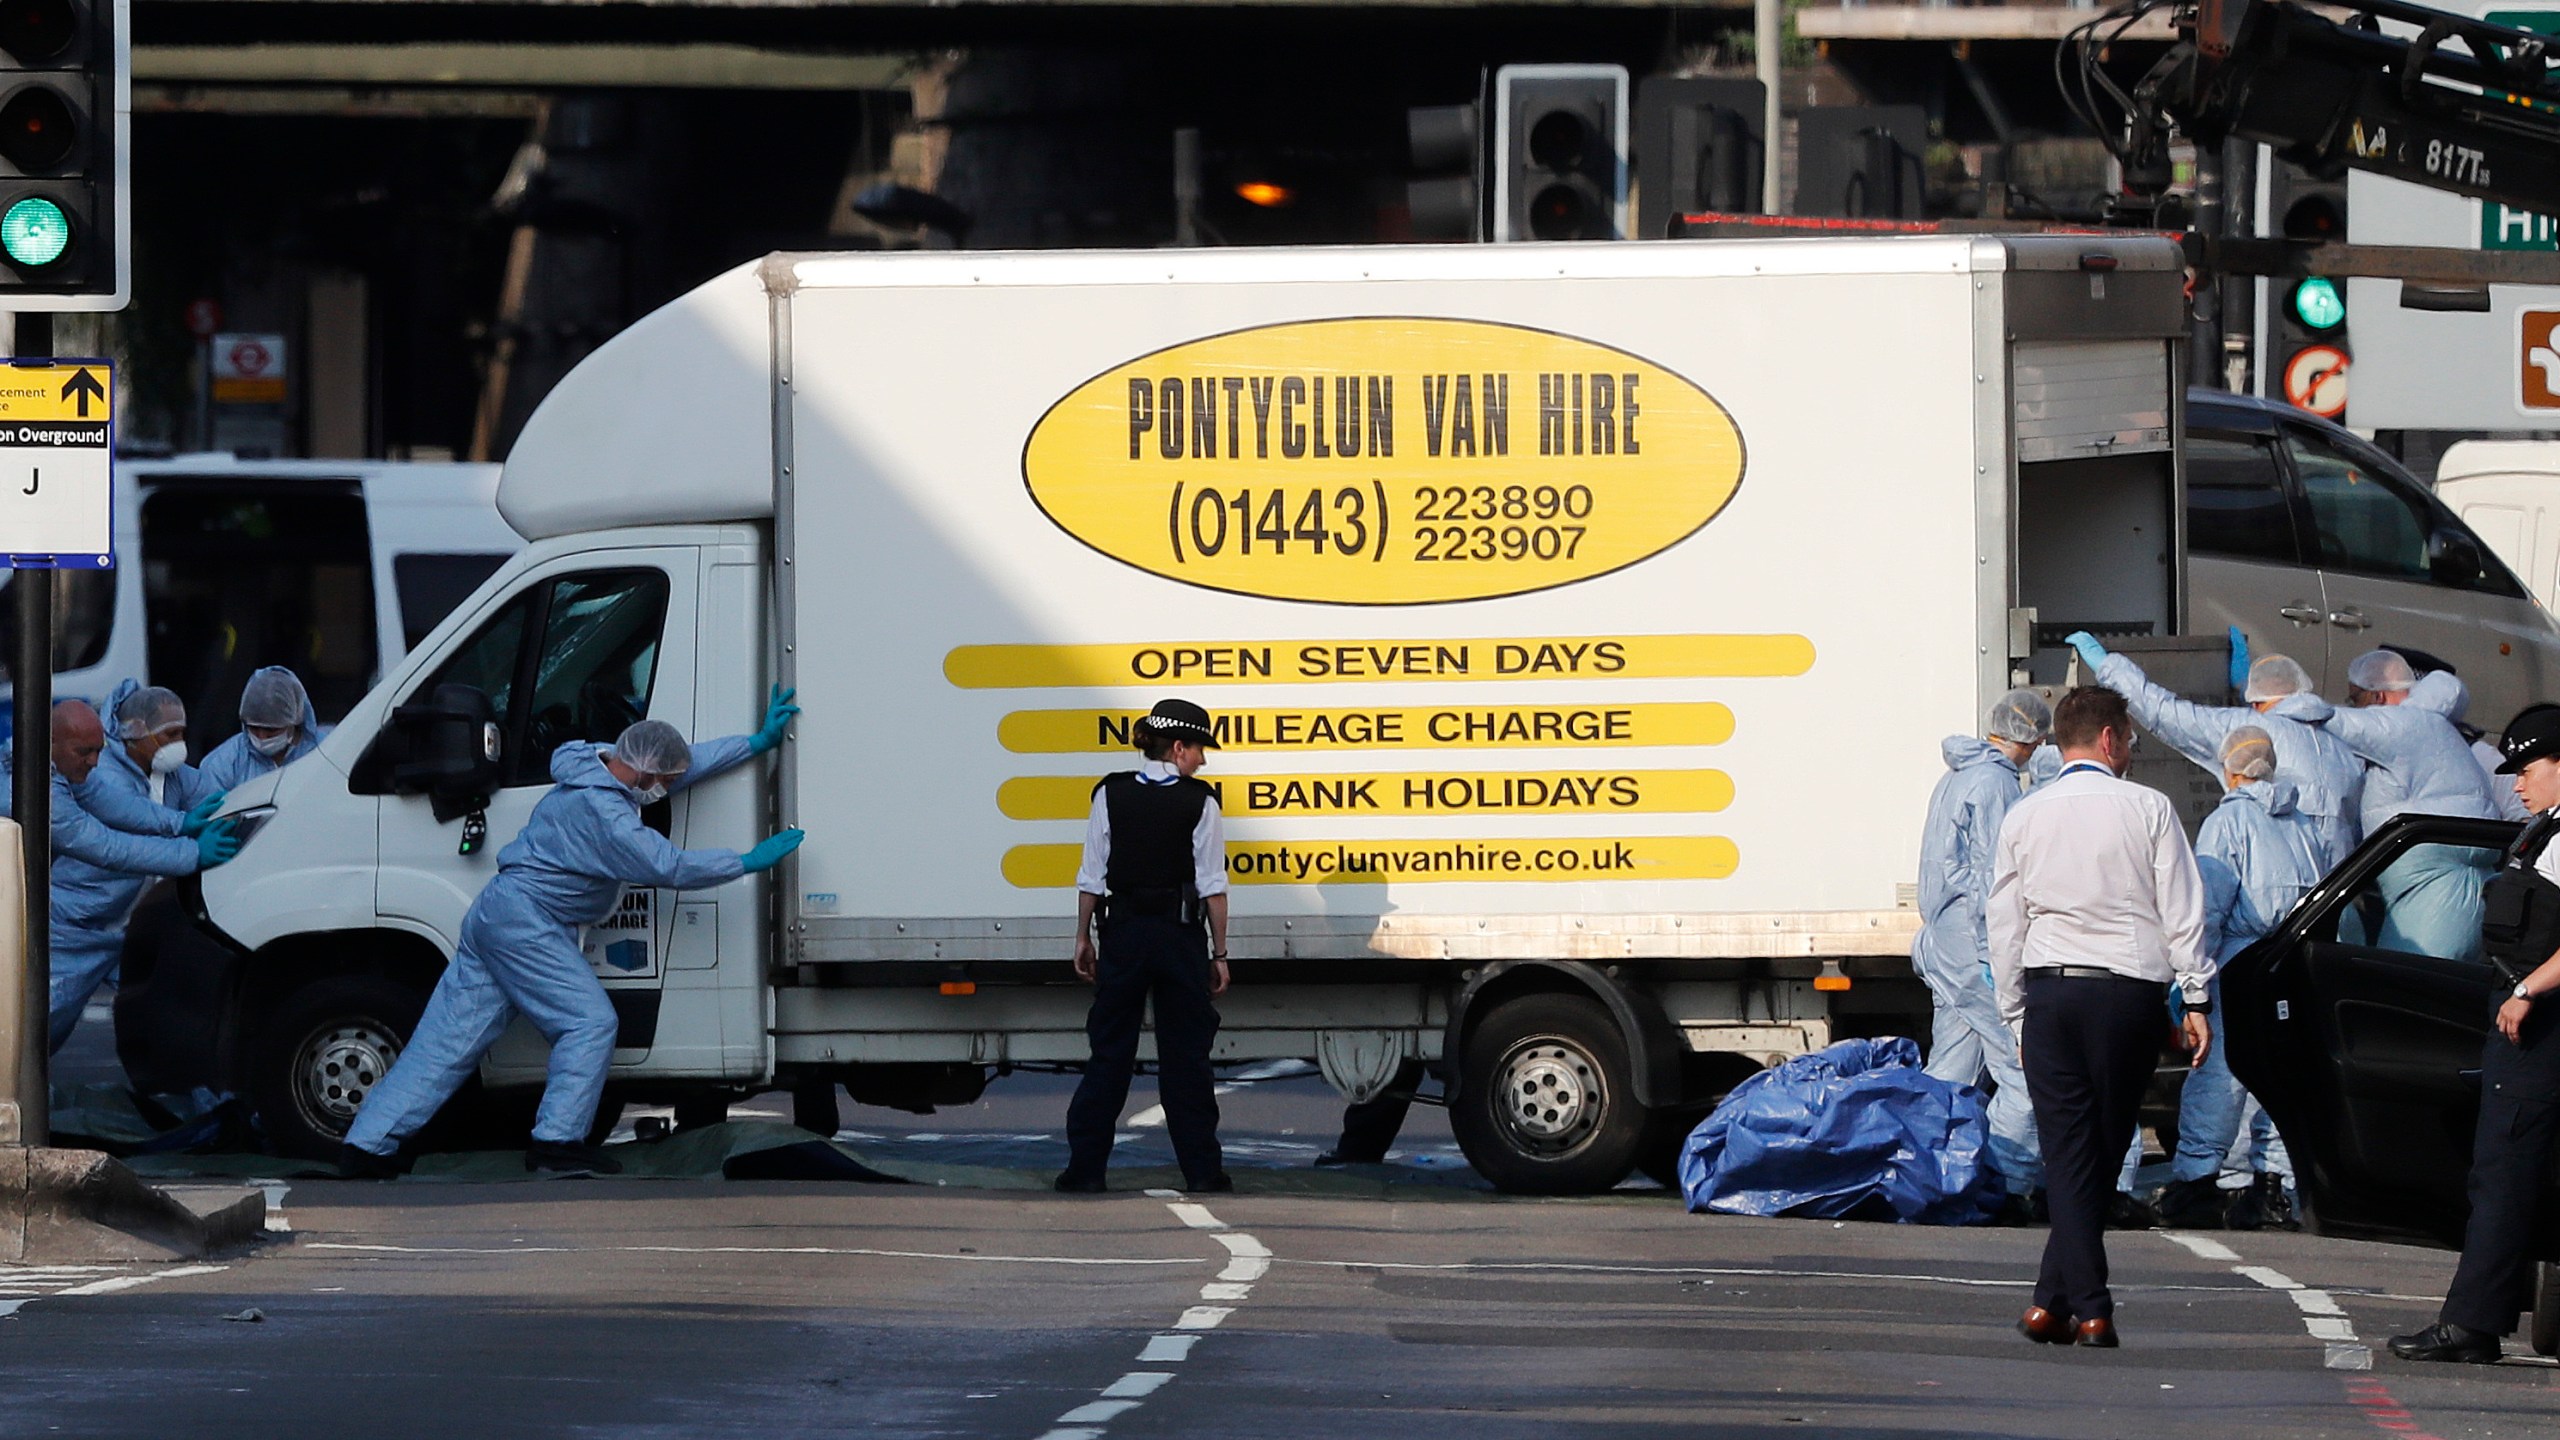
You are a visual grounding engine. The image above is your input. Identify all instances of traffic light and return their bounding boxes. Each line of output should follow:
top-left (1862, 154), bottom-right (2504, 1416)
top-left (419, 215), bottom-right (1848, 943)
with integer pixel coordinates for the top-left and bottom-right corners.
top-left (1491, 64), bottom-right (1628, 242)
top-left (2266, 162), bottom-right (2348, 418)
top-left (1794, 106), bottom-right (1927, 220)
top-left (0, 0), bottom-right (122, 307)
top-left (1404, 99), bottom-right (1482, 241)
top-left (1635, 77), bottom-right (1765, 237)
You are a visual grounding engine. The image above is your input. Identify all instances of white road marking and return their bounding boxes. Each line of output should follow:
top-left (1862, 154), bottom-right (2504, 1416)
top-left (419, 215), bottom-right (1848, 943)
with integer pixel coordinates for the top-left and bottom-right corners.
top-left (1040, 1198), bottom-right (1266, 1438)
top-left (1166, 1204), bottom-right (1225, 1231)
top-left (1101, 1374), bottom-right (1173, 1399)
top-left (307, 1242), bottom-right (1190, 1266)
top-left (0, 1264), bottom-right (228, 1319)
top-left (1055, 1401), bottom-right (1142, 1424)
top-left (1277, 1256), bottom-right (2246, 1294)
top-left (2157, 1233), bottom-right (2242, 1263)
top-left (2157, 1234), bottom-right (2372, 1370)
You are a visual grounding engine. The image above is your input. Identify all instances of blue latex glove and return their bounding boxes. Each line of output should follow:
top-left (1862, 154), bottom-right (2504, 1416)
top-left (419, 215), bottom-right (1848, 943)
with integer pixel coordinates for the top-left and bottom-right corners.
top-left (2227, 626), bottom-right (2250, 692)
top-left (740, 828), bottom-right (806, 874)
top-left (750, 684), bottom-right (800, 756)
top-left (196, 819), bottom-right (242, 868)
top-left (180, 790), bottom-right (229, 838)
top-left (2064, 631), bottom-right (2110, 676)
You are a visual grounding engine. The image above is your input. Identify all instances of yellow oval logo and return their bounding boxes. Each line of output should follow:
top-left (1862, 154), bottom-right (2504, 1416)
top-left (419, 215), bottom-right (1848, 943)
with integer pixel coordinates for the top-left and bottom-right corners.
top-left (1022, 318), bottom-right (1745, 605)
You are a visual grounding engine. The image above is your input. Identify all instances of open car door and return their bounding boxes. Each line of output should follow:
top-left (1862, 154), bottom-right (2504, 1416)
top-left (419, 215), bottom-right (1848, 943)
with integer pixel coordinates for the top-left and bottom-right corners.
top-left (2224, 815), bottom-right (2518, 1246)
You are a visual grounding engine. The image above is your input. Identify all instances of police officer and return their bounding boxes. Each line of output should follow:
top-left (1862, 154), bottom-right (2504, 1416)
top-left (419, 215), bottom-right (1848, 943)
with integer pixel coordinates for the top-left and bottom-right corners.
top-left (1056, 698), bottom-right (1232, 1195)
top-left (2390, 706), bottom-right (2560, 1364)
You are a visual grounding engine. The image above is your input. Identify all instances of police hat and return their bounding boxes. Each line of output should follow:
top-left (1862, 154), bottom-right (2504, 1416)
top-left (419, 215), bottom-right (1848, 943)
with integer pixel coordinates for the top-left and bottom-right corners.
top-left (1137, 698), bottom-right (1219, 748)
top-left (2496, 704), bottom-right (2560, 773)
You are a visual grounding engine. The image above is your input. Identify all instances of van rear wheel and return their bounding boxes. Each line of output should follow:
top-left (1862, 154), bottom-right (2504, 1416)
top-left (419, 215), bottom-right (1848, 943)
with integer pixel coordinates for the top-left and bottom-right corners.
top-left (1451, 993), bottom-right (1644, 1195)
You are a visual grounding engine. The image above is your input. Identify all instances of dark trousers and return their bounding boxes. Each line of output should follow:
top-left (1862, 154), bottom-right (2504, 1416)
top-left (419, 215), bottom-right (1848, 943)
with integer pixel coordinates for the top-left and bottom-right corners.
top-left (1063, 913), bottom-right (1225, 1186)
top-left (2022, 972), bottom-right (2169, 1322)
top-left (1331, 1060), bottom-right (1428, 1162)
top-left (2442, 1002), bottom-right (2560, 1335)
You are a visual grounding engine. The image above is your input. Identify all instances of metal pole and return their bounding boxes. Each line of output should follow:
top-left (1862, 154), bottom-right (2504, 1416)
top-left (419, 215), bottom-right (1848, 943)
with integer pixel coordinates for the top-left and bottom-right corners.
top-left (1756, 0), bottom-right (1783, 214)
top-left (6, 309), bottom-right (52, 1146)
top-left (2191, 145), bottom-right (2225, 387)
top-left (1173, 128), bottom-right (1203, 247)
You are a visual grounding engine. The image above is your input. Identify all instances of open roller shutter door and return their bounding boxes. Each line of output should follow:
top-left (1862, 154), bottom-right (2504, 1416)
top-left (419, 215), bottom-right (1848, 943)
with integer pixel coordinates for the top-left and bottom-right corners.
top-left (2014, 340), bottom-right (2172, 463)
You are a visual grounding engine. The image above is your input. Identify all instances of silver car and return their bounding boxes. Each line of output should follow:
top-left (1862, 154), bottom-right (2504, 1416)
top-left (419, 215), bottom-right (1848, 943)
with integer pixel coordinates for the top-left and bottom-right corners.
top-left (2185, 388), bottom-right (2560, 733)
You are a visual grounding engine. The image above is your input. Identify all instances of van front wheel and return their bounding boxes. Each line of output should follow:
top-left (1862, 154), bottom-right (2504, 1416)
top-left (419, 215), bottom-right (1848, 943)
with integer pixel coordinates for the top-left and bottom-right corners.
top-left (246, 975), bottom-right (426, 1161)
top-left (1451, 993), bottom-right (1644, 1195)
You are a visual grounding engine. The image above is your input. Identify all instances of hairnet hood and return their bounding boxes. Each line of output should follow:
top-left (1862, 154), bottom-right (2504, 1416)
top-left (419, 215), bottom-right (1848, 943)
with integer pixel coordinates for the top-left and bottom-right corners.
top-left (238, 666), bottom-right (318, 734)
top-left (2243, 655), bottom-right (2314, 704)
top-left (2221, 724), bottom-right (2278, 782)
top-left (1984, 689), bottom-right (2051, 745)
top-left (1942, 735), bottom-right (2021, 773)
top-left (2347, 649), bottom-right (2415, 693)
top-left (609, 719), bottom-right (692, 776)
top-left (110, 681), bottom-right (185, 740)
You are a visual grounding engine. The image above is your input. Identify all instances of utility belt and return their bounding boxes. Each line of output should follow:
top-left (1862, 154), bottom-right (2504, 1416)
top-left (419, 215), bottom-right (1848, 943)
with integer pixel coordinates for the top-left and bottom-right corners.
top-left (1100, 884), bottom-right (1206, 926)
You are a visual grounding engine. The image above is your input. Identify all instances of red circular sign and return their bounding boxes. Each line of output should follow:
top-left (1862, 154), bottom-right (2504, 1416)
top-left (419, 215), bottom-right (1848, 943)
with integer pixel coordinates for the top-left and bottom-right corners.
top-left (185, 298), bottom-right (222, 338)
top-left (227, 338), bottom-right (272, 376)
top-left (2283, 345), bottom-right (2350, 419)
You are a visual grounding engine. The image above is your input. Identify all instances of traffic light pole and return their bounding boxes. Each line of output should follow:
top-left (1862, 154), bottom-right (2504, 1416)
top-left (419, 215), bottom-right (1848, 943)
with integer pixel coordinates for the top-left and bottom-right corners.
top-left (1755, 0), bottom-right (1782, 213)
top-left (3, 310), bottom-right (51, 1146)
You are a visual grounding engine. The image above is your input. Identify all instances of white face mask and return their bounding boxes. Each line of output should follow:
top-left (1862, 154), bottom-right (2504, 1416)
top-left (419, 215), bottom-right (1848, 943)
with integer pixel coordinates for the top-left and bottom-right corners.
top-left (250, 731), bottom-right (295, 759)
top-left (633, 781), bottom-right (670, 805)
top-left (151, 740), bottom-right (189, 775)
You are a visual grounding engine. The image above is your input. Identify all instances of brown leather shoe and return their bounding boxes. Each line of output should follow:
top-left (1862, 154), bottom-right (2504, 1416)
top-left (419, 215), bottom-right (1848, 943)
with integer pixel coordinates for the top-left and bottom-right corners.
top-left (2074, 1317), bottom-right (2120, 1348)
top-left (2017, 1306), bottom-right (2075, 1344)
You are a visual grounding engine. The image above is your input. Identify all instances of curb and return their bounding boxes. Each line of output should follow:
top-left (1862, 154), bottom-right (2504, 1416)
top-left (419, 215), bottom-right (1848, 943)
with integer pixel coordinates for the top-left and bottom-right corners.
top-left (2, 1146), bottom-right (269, 1263)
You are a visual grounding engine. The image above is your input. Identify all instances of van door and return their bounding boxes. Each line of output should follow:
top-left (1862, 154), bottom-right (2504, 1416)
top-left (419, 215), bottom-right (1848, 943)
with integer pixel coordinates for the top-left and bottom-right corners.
top-left (2224, 818), bottom-right (2513, 1245)
top-left (2184, 427), bottom-right (2332, 689)
top-left (2286, 426), bottom-right (2551, 725)
top-left (371, 552), bottom-right (699, 1074)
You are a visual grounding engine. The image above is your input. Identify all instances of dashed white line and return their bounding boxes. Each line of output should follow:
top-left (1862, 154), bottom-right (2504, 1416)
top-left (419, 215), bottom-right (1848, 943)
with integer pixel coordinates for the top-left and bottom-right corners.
top-left (1039, 1196), bottom-right (1265, 1438)
top-left (2158, 1232), bottom-right (2372, 1370)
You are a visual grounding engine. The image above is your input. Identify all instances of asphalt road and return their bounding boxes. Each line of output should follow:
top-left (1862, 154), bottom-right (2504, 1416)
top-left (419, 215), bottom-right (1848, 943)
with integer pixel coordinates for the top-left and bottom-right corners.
top-left (18, 1004), bottom-right (2557, 1437)
top-left (2, 1169), bottom-right (2553, 1439)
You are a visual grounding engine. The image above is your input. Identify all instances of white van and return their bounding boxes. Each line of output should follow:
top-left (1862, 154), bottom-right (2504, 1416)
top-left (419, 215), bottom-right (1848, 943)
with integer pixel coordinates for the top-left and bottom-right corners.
top-left (2435, 439), bottom-right (2560, 618)
top-left (0, 456), bottom-right (522, 746)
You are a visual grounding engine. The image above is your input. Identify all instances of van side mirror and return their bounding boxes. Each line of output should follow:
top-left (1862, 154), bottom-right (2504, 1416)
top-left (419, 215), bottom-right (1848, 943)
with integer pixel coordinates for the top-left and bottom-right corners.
top-left (385, 683), bottom-right (502, 821)
top-left (2428, 527), bottom-right (2486, 586)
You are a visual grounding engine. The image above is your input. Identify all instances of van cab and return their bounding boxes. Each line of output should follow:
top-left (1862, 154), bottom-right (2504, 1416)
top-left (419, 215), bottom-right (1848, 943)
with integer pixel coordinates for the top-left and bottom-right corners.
top-left (0, 456), bottom-right (522, 746)
top-left (2433, 439), bottom-right (2560, 616)
top-left (2183, 390), bottom-right (2558, 731)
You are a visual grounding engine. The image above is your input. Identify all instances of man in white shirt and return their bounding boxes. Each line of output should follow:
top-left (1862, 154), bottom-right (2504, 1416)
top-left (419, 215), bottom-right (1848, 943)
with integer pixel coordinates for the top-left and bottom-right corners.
top-left (1989, 686), bottom-right (2215, 1349)
top-left (1056, 698), bottom-right (1233, 1195)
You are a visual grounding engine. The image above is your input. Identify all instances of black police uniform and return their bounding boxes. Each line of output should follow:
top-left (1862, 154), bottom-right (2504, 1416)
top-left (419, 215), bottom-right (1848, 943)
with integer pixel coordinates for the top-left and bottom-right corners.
top-left (1060, 768), bottom-right (1228, 1190)
top-left (2436, 809), bottom-right (2560, 1337)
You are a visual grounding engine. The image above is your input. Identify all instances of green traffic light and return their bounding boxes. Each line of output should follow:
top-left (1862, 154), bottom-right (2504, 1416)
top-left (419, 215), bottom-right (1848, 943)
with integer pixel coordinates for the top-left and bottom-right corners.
top-left (2291, 276), bottom-right (2346, 332)
top-left (0, 195), bottom-right (68, 267)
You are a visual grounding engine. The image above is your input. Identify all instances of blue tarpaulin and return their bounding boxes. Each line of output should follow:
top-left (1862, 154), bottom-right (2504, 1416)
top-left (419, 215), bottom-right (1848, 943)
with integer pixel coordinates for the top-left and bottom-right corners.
top-left (1679, 1037), bottom-right (2005, 1225)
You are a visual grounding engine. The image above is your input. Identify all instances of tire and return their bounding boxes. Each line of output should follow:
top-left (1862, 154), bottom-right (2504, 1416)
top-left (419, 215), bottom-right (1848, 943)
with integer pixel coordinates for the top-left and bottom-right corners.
top-left (673, 1095), bottom-right (730, 1132)
top-left (1635, 1105), bottom-right (1712, 1192)
top-left (246, 975), bottom-right (428, 1161)
top-left (792, 1080), bottom-right (842, 1135)
top-left (1451, 993), bottom-right (1646, 1195)
top-left (2534, 1262), bottom-right (2560, 1359)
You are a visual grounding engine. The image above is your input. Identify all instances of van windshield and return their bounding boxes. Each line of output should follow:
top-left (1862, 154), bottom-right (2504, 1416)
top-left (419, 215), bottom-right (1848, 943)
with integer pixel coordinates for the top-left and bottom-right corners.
top-left (0, 569), bottom-right (116, 681)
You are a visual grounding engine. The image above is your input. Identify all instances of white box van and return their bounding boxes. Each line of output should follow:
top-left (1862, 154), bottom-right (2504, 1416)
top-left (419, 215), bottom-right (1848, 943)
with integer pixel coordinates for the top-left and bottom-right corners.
top-left (143, 236), bottom-right (2216, 1192)
top-left (0, 456), bottom-right (522, 746)
top-left (2435, 439), bottom-right (2560, 619)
